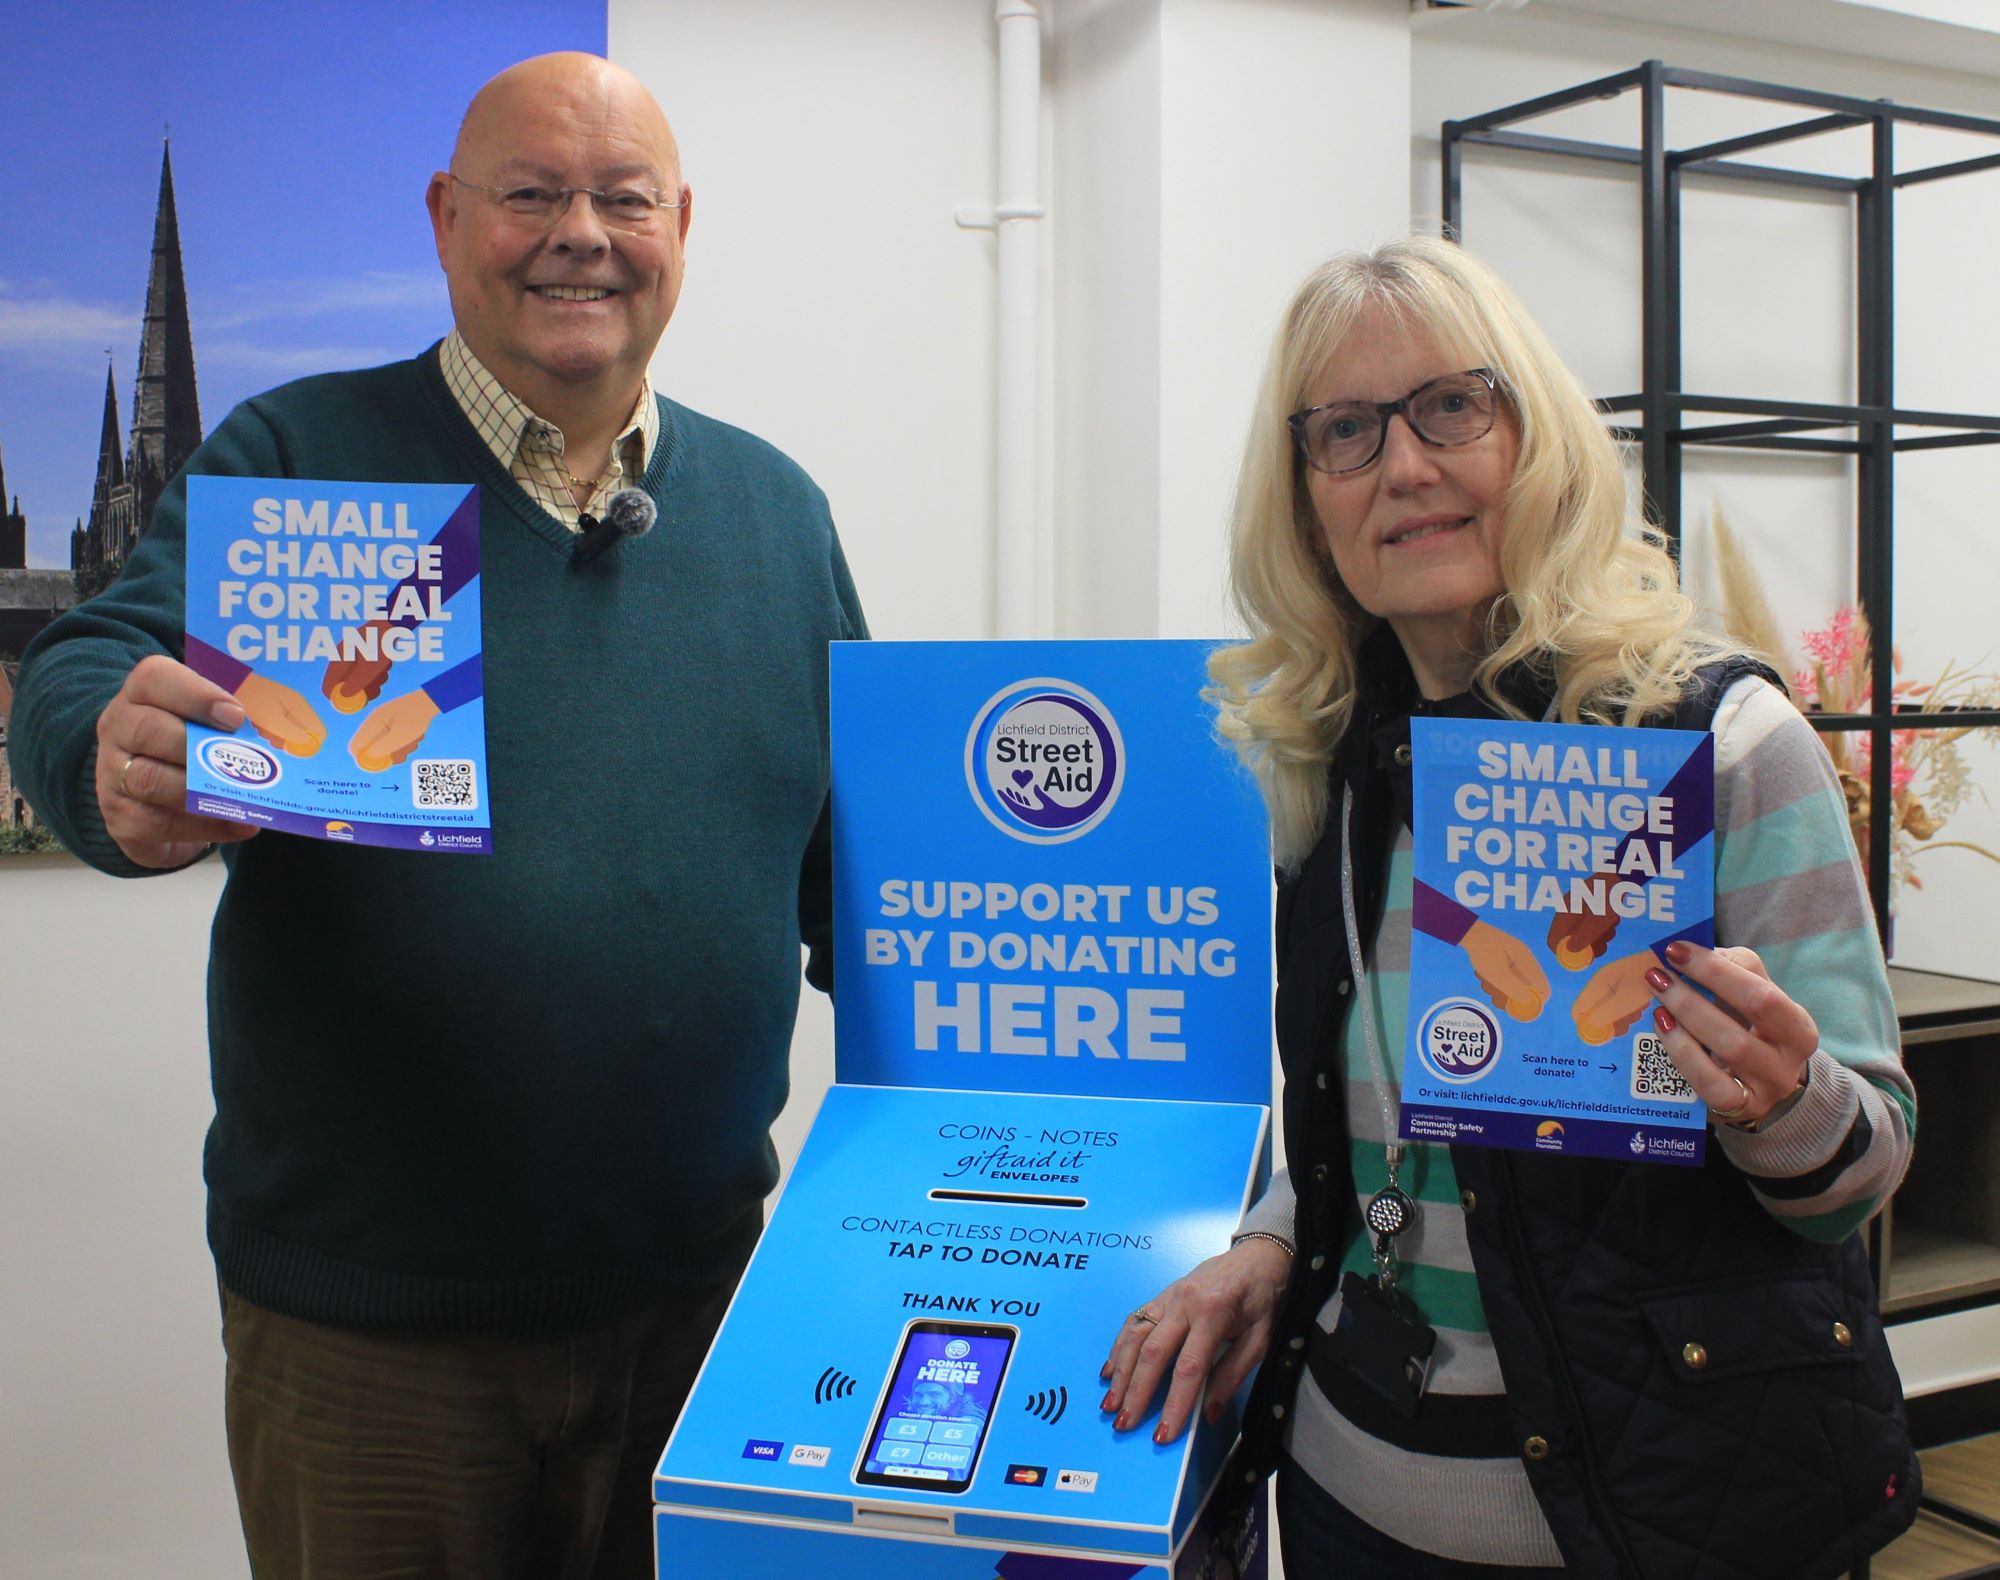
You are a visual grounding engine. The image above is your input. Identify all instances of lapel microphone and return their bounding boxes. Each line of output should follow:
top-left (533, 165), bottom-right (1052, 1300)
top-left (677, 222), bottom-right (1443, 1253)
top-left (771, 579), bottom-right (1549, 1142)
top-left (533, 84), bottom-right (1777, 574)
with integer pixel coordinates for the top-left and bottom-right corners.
top-left (571, 488), bottom-right (658, 569)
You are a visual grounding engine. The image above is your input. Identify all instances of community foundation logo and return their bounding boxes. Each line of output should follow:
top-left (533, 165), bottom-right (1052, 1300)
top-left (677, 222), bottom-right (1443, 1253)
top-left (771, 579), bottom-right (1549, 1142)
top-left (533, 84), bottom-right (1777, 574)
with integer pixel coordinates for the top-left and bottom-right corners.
top-left (1417, 999), bottom-right (1501, 1084)
top-left (1534, 1119), bottom-right (1565, 1152)
top-left (964, 678), bottom-right (1124, 844)
top-left (198, 736), bottom-right (281, 790)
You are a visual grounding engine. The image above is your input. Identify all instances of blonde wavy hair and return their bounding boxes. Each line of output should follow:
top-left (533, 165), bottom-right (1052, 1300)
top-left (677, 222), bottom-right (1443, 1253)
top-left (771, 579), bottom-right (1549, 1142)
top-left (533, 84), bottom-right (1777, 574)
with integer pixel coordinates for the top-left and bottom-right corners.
top-left (1210, 237), bottom-right (1751, 869)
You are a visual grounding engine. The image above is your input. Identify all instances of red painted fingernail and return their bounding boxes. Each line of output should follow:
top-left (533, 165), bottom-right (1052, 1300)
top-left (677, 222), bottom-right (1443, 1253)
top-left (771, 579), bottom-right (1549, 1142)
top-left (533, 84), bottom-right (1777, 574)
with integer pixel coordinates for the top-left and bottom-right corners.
top-left (1664, 941), bottom-right (1691, 964)
top-left (1101, 1391), bottom-right (1117, 1411)
top-left (1654, 1006), bottom-right (1676, 1034)
top-left (1645, 967), bottom-right (1672, 994)
top-left (1115, 1412), bottom-right (1133, 1431)
top-left (1154, 1424), bottom-right (1171, 1445)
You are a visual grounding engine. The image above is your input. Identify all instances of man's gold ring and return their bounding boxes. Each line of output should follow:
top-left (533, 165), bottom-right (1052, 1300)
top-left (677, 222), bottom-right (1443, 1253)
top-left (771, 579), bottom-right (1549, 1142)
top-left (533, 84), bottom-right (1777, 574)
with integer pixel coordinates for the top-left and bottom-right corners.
top-left (1710, 1074), bottom-right (1754, 1123)
top-left (118, 755), bottom-right (135, 797)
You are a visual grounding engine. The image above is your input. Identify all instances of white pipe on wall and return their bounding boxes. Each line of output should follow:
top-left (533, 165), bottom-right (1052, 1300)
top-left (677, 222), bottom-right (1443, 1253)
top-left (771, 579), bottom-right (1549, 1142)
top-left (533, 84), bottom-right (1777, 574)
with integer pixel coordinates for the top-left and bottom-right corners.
top-left (959, 0), bottom-right (1048, 637)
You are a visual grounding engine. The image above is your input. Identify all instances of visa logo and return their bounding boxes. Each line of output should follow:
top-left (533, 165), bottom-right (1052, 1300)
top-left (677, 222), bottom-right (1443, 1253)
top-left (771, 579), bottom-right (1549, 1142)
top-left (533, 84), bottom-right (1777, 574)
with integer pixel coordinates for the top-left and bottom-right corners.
top-left (741, 1439), bottom-right (784, 1461)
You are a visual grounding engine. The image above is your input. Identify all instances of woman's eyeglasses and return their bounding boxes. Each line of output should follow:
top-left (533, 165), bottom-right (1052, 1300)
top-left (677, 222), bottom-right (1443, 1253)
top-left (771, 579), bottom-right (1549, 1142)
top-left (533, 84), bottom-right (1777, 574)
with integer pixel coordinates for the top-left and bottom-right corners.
top-left (1289, 368), bottom-right (1501, 476)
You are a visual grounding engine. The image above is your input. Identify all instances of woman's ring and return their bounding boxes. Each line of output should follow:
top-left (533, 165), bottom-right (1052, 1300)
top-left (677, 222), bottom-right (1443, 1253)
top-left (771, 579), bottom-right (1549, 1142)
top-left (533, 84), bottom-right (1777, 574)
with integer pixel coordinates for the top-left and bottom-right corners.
top-left (1710, 1074), bottom-right (1754, 1123)
top-left (118, 755), bottom-right (135, 797)
top-left (1131, 1309), bottom-right (1158, 1327)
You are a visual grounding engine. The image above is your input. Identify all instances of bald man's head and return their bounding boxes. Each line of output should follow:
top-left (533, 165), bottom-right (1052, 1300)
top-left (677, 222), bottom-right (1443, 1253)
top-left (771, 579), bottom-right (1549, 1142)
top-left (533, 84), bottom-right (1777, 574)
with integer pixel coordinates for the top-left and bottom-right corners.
top-left (450, 54), bottom-right (680, 187)
top-left (427, 53), bottom-right (691, 423)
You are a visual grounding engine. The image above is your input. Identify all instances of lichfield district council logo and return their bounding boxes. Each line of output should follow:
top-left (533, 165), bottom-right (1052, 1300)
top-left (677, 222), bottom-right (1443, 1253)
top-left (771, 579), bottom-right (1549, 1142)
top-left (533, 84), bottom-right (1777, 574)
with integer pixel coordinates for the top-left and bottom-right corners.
top-left (1416, 998), bottom-right (1502, 1084)
top-left (965, 678), bottom-right (1125, 845)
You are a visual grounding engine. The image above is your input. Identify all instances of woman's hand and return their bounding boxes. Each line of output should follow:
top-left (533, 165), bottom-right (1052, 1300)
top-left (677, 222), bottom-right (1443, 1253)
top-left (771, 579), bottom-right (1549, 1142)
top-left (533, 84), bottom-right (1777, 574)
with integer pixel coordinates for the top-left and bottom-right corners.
top-left (1098, 1237), bottom-right (1293, 1445)
top-left (1645, 940), bottom-right (1815, 1126)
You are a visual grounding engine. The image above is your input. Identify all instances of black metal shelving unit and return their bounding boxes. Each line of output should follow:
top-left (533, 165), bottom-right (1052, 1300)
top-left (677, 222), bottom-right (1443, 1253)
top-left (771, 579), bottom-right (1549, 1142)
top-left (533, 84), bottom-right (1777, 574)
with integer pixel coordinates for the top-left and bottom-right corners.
top-left (1442, 60), bottom-right (2000, 941)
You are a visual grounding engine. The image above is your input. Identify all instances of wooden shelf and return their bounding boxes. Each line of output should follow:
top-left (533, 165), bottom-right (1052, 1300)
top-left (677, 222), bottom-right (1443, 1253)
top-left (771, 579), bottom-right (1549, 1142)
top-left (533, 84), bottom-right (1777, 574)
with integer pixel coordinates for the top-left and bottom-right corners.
top-left (1884, 1226), bottom-right (2000, 1316)
top-left (1881, 975), bottom-right (2000, 1326)
top-left (1857, 1509), bottom-right (2000, 1579)
top-left (1921, 1434), bottom-right (2000, 1530)
top-left (1891, 968), bottom-right (2000, 1046)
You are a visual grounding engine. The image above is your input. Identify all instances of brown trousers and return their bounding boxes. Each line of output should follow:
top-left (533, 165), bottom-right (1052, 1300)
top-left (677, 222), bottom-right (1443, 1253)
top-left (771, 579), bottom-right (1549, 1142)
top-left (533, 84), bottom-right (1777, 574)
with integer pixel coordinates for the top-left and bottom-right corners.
top-left (220, 1272), bottom-right (739, 1580)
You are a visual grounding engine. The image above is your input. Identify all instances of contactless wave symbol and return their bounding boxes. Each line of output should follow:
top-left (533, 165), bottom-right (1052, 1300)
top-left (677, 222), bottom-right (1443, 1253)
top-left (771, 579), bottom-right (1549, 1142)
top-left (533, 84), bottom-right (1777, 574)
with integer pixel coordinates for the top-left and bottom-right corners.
top-left (814, 1368), bottom-right (858, 1405)
top-left (1022, 1385), bottom-right (1069, 1424)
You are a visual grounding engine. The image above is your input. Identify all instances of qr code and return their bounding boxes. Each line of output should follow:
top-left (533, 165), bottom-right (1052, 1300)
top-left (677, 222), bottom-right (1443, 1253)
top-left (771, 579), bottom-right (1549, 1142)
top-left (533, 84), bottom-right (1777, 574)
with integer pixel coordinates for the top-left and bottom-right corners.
top-left (1631, 1032), bottom-right (1696, 1103)
top-left (412, 759), bottom-right (478, 810)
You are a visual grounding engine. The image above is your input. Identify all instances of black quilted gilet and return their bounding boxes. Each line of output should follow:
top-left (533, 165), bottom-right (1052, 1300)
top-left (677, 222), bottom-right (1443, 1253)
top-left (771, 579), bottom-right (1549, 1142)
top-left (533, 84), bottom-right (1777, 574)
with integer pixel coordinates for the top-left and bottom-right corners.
top-left (1239, 652), bottom-right (1921, 1579)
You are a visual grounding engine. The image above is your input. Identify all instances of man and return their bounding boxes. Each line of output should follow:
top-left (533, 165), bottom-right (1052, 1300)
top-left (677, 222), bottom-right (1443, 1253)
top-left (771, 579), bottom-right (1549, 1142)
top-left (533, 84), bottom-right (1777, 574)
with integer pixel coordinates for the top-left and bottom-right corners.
top-left (9, 53), bottom-right (865, 1578)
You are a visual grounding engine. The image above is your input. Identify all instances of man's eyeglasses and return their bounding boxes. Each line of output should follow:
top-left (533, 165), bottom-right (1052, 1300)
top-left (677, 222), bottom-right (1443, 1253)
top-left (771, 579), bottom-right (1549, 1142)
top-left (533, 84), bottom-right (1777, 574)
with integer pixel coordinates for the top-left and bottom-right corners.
top-left (1289, 368), bottom-right (1501, 476)
top-left (450, 173), bottom-right (686, 233)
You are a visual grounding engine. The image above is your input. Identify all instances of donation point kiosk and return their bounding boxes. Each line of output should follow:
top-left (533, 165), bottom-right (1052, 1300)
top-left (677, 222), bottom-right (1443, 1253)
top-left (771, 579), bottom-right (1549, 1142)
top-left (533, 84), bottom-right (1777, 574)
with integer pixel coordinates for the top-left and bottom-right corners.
top-left (654, 641), bottom-right (1276, 1578)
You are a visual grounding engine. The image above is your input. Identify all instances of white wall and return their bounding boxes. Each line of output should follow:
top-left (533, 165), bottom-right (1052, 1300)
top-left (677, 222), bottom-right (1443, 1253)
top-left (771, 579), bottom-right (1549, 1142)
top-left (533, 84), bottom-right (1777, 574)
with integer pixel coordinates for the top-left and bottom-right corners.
top-left (1053, 0), bottom-right (1413, 640)
top-left (9, 2), bottom-right (2000, 1574)
top-left (3, 857), bottom-right (239, 1578)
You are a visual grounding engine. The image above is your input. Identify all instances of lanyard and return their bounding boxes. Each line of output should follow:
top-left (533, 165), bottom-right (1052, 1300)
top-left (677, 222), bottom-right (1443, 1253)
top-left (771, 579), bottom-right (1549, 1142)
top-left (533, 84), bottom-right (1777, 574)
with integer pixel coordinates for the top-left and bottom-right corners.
top-left (1337, 781), bottom-right (1417, 1289)
top-left (1333, 693), bottom-right (1556, 1289)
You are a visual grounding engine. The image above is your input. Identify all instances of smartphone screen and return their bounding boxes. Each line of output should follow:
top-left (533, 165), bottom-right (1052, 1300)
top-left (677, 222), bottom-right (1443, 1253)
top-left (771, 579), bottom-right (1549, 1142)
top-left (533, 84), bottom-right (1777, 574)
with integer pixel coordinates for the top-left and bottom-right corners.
top-left (852, 1319), bottom-right (1017, 1494)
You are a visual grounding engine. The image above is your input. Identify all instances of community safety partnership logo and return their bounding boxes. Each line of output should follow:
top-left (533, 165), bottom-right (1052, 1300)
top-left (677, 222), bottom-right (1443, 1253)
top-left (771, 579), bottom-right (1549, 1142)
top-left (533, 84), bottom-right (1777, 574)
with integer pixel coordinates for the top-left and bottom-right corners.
top-left (965, 678), bottom-right (1125, 845)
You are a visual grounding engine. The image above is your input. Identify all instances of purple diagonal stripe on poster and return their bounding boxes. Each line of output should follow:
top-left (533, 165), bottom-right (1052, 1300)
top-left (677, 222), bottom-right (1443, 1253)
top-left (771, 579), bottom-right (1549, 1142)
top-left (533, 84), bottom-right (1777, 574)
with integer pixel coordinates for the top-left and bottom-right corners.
top-left (386, 487), bottom-right (481, 627)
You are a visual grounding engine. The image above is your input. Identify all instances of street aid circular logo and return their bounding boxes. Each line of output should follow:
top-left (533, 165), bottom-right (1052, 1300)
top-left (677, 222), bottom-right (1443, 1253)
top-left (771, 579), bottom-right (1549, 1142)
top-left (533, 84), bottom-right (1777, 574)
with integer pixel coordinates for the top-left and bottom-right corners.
top-left (1417, 999), bottom-right (1502, 1084)
top-left (944, 1339), bottom-right (972, 1360)
top-left (198, 736), bottom-right (281, 790)
top-left (964, 678), bottom-right (1124, 844)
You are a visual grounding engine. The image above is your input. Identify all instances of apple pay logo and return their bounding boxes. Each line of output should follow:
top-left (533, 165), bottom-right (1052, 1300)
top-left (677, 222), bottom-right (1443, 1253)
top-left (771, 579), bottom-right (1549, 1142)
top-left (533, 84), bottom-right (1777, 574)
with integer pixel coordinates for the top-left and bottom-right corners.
top-left (1056, 1468), bottom-right (1098, 1493)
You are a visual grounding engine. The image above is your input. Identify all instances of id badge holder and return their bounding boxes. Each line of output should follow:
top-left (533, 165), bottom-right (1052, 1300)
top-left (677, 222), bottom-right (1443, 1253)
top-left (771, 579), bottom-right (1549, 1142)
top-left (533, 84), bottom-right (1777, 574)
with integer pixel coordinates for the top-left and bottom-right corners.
top-left (1326, 1270), bottom-right (1436, 1419)
top-left (1323, 1169), bottom-right (1435, 1420)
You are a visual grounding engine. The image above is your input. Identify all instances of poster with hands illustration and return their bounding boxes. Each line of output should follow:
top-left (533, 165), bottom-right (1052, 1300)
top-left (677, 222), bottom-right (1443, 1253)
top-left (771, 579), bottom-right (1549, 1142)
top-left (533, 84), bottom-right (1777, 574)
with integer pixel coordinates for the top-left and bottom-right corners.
top-left (1401, 717), bottom-right (1715, 1166)
top-left (182, 477), bottom-right (491, 853)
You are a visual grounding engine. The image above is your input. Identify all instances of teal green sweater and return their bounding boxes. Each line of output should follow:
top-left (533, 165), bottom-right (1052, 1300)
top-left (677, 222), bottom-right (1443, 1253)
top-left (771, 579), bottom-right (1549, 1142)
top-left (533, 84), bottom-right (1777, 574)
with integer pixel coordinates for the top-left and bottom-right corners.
top-left (11, 348), bottom-right (866, 1333)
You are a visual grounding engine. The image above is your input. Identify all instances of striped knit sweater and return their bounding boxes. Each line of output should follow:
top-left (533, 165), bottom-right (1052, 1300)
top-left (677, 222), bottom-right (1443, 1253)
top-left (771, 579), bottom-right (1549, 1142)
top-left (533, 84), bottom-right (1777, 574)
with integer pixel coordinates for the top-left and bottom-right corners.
top-left (1236, 676), bottom-right (1916, 1566)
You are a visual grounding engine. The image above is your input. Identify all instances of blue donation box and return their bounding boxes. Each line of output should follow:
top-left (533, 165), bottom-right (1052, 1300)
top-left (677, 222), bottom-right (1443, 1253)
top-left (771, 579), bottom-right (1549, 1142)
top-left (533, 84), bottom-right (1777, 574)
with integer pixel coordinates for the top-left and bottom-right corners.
top-left (653, 642), bottom-right (1276, 1578)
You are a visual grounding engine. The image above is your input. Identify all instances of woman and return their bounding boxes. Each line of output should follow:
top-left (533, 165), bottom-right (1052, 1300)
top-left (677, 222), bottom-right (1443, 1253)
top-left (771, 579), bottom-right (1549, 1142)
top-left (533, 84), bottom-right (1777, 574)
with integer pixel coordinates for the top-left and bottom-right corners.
top-left (1099, 239), bottom-right (1918, 1579)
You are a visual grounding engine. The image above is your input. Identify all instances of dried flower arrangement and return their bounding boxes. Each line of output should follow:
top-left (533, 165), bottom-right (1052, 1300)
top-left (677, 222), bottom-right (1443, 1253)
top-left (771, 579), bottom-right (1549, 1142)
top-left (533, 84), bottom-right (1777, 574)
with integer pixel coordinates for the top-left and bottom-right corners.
top-left (1708, 507), bottom-right (2000, 893)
